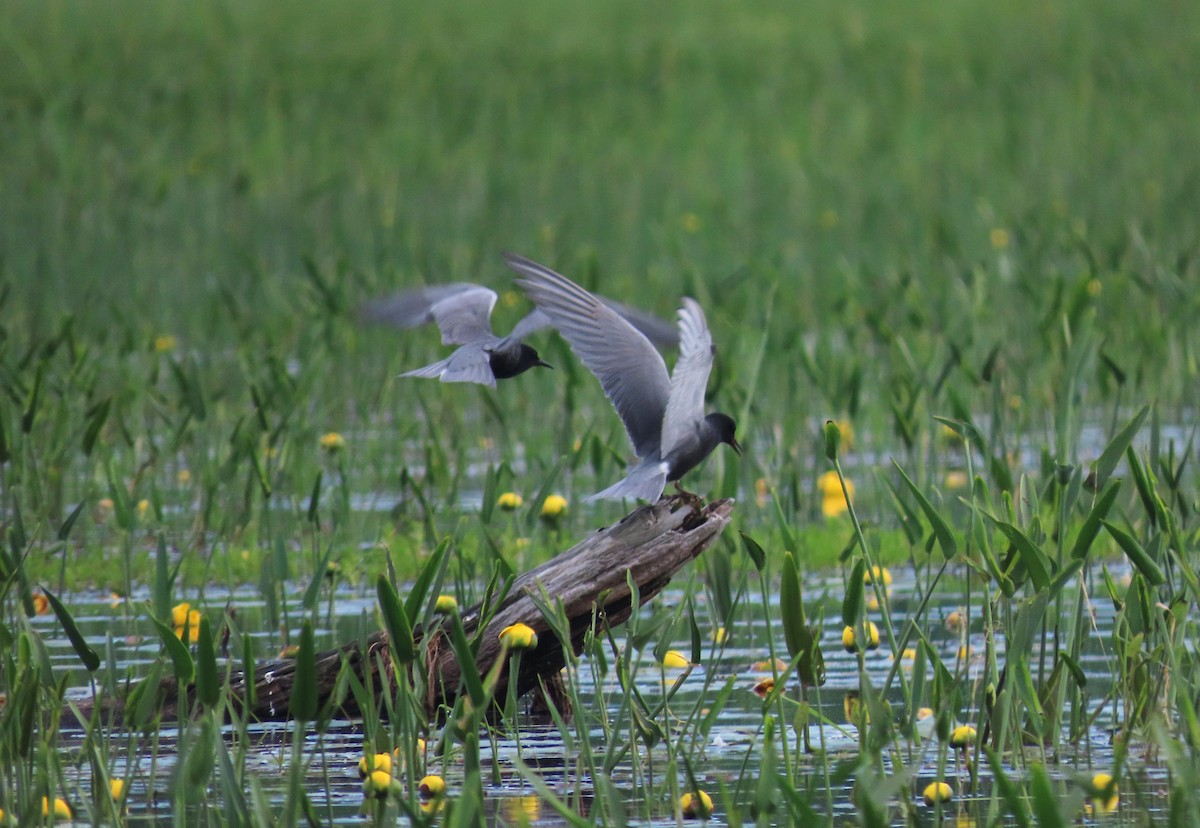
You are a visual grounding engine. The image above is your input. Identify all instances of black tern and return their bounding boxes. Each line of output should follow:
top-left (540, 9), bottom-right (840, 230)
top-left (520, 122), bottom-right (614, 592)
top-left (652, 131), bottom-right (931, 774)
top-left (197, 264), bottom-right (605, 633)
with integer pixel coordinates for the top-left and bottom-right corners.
top-left (505, 253), bottom-right (741, 502)
top-left (362, 282), bottom-right (680, 388)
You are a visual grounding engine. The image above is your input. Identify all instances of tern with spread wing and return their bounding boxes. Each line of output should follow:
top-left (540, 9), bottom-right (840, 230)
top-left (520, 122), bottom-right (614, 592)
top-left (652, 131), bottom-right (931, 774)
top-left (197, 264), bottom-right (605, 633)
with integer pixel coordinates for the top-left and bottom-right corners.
top-left (505, 253), bottom-right (741, 502)
top-left (362, 282), bottom-right (679, 388)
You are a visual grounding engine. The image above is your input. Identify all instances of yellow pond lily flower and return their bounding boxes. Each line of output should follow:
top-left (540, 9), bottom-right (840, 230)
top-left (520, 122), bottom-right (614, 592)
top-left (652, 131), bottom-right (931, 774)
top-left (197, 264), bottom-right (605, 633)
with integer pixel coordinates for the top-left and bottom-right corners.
top-left (42, 798), bottom-right (72, 821)
top-left (540, 494), bottom-right (568, 520)
top-left (923, 781), bottom-right (953, 806)
top-left (662, 650), bottom-right (691, 669)
top-left (499, 623), bottom-right (538, 649)
top-left (1092, 772), bottom-right (1119, 813)
top-left (435, 594), bottom-right (458, 614)
top-left (497, 491), bottom-right (523, 511)
top-left (841, 622), bottom-right (880, 653)
top-left (680, 789), bottom-right (714, 819)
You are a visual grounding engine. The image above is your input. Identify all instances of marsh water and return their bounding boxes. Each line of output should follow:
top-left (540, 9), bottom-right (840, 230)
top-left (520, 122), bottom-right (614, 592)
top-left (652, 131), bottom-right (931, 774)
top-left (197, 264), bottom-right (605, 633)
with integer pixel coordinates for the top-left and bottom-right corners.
top-left (37, 561), bottom-right (1158, 826)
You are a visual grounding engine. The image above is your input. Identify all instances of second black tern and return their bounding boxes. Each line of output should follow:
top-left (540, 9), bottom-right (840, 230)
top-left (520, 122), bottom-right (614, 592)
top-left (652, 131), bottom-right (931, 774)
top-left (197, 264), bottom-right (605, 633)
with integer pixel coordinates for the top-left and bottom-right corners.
top-left (505, 253), bottom-right (741, 502)
top-left (362, 282), bottom-right (680, 388)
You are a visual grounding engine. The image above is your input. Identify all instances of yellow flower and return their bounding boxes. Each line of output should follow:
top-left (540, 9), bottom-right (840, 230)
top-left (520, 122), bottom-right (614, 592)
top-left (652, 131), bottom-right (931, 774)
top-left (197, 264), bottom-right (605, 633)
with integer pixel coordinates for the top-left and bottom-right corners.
top-left (175, 608), bottom-right (202, 643)
top-left (819, 208), bottom-right (840, 229)
top-left (956, 644), bottom-right (973, 662)
top-left (324, 560), bottom-right (341, 579)
top-left (364, 769), bottom-right (392, 799)
top-left (540, 494), bottom-right (568, 520)
top-left (137, 498), bottom-right (151, 519)
top-left (863, 565), bottom-right (892, 586)
top-left (680, 789), bottom-right (714, 819)
top-left (923, 781), bottom-right (953, 806)
top-left (498, 623), bottom-right (538, 650)
top-left (497, 492), bottom-right (523, 511)
top-left (662, 650), bottom-right (691, 669)
top-left (944, 471), bottom-right (969, 490)
top-left (32, 592), bottom-right (50, 616)
top-left (502, 289), bottom-right (521, 308)
top-left (435, 594), bottom-right (458, 614)
top-left (681, 212), bottom-right (701, 233)
top-left (949, 724), bottom-right (976, 749)
top-left (711, 626), bottom-right (729, 645)
top-left (819, 471), bottom-right (854, 517)
top-left (419, 774), bottom-right (446, 800)
top-left (833, 419), bottom-right (855, 450)
top-left (841, 622), bottom-right (880, 652)
top-left (1086, 278), bottom-right (1102, 298)
top-left (989, 228), bottom-right (1010, 250)
top-left (110, 778), bottom-right (126, 801)
top-left (1091, 772), bottom-right (1119, 813)
top-left (42, 797), bottom-right (72, 821)
top-left (277, 644), bottom-right (300, 659)
top-left (177, 468), bottom-right (192, 485)
top-left (154, 334), bottom-right (177, 353)
top-left (319, 432), bottom-right (346, 452)
top-left (171, 602), bottom-right (192, 627)
top-left (357, 752), bottom-right (393, 779)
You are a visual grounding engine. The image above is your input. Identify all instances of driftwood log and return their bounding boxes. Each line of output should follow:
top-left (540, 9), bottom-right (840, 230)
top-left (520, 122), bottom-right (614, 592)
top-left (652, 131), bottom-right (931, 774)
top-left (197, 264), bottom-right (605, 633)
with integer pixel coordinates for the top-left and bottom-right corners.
top-left (76, 497), bottom-right (733, 724)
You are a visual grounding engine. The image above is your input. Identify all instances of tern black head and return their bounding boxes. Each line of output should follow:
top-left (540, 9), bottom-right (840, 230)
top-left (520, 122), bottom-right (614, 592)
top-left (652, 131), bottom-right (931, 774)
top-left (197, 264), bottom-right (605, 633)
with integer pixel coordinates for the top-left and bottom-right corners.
top-left (488, 344), bottom-right (553, 380)
top-left (706, 412), bottom-right (742, 455)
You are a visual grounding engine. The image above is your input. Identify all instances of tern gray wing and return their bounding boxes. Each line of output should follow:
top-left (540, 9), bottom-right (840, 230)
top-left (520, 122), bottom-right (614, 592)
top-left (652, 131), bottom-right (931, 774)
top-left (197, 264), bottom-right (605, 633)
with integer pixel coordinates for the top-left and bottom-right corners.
top-left (360, 283), bottom-right (484, 329)
top-left (507, 308), bottom-right (554, 343)
top-left (426, 286), bottom-right (498, 345)
top-left (599, 298), bottom-right (680, 349)
top-left (659, 298), bottom-right (715, 456)
top-left (398, 344), bottom-right (498, 387)
top-left (360, 283), bottom-right (497, 345)
top-left (504, 253), bottom-right (671, 458)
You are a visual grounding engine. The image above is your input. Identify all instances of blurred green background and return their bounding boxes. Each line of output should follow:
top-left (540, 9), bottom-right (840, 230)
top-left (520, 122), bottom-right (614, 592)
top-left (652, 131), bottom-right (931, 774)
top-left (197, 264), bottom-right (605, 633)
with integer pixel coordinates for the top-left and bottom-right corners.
top-left (2, 0), bottom-right (1197, 581)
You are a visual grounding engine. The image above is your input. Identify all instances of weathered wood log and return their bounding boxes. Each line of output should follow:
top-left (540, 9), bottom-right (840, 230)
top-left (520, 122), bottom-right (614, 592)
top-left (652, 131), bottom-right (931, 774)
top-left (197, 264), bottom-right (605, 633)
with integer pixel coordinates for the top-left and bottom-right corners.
top-left (74, 497), bottom-right (733, 724)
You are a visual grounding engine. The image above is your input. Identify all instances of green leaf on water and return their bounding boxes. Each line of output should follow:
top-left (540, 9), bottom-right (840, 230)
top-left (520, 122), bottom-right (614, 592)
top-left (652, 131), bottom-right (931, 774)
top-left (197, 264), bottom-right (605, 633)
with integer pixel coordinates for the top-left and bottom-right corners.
top-left (195, 616), bottom-right (219, 708)
top-left (376, 574), bottom-right (415, 664)
top-left (1070, 479), bottom-right (1119, 561)
top-left (739, 531), bottom-right (766, 571)
top-left (306, 470), bottom-right (322, 525)
top-left (892, 460), bottom-right (957, 559)
top-left (1102, 520), bottom-right (1166, 585)
top-left (42, 588), bottom-right (100, 671)
top-left (56, 497), bottom-right (88, 542)
top-left (152, 616), bottom-right (195, 685)
top-left (1028, 763), bottom-right (1067, 828)
top-left (1092, 404), bottom-right (1149, 492)
top-left (81, 395), bottom-right (111, 456)
top-left (843, 558), bottom-right (865, 628)
top-left (290, 622), bottom-right (318, 721)
top-left (779, 551), bottom-right (807, 658)
top-left (406, 537), bottom-right (452, 623)
top-left (988, 516), bottom-right (1052, 591)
